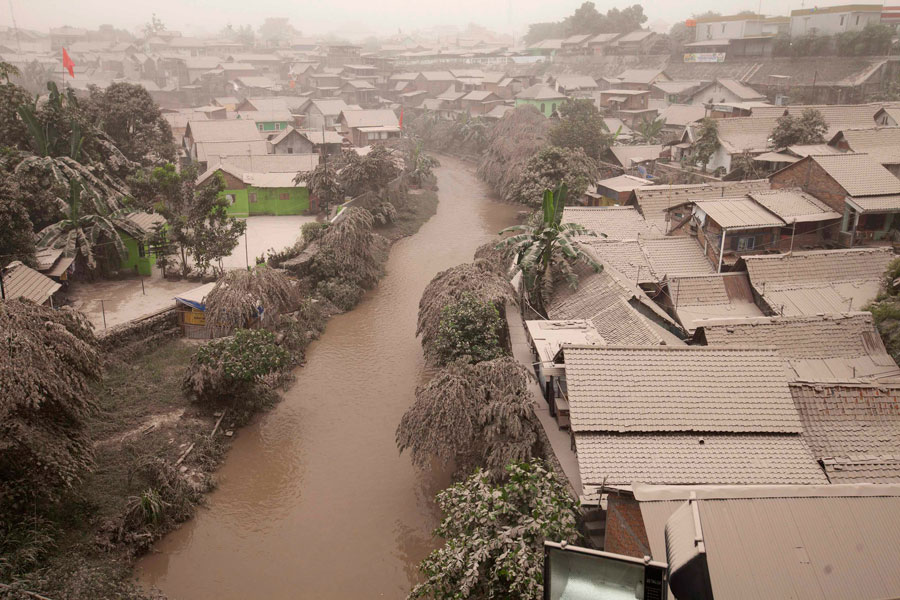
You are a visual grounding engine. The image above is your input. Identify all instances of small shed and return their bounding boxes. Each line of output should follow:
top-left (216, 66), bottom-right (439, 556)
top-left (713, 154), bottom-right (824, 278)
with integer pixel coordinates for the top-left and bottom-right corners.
top-left (174, 282), bottom-right (223, 339)
top-left (589, 174), bottom-right (654, 206)
top-left (1, 261), bottom-right (62, 306)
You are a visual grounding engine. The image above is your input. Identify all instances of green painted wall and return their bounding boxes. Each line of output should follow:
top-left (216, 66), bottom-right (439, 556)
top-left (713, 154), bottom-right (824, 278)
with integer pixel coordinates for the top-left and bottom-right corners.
top-left (119, 234), bottom-right (154, 276)
top-left (223, 186), bottom-right (310, 217)
top-left (514, 98), bottom-right (562, 117)
top-left (257, 121), bottom-right (291, 132)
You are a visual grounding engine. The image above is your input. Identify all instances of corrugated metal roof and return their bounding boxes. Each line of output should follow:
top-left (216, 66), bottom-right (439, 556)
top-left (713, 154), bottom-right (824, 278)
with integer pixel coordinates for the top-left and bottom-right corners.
top-left (581, 237), bottom-right (714, 284)
top-left (341, 109), bottom-right (399, 129)
top-left (749, 189), bottom-right (842, 223)
top-left (575, 432), bottom-right (827, 487)
top-left (696, 197), bottom-right (784, 229)
top-left (633, 180), bottom-right (771, 229)
top-left (561, 346), bottom-right (803, 433)
top-left (609, 144), bottom-right (663, 168)
top-left (2, 261), bottom-right (61, 304)
top-left (669, 272), bottom-right (763, 334)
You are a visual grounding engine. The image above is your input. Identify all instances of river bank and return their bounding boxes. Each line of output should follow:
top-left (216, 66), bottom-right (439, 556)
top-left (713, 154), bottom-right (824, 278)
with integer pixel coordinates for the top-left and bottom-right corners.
top-left (0, 183), bottom-right (439, 600)
top-left (134, 156), bottom-right (520, 599)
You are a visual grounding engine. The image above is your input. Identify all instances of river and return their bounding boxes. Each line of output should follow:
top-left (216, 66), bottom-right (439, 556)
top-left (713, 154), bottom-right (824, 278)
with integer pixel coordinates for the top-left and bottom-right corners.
top-left (136, 156), bottom-right (520, 599)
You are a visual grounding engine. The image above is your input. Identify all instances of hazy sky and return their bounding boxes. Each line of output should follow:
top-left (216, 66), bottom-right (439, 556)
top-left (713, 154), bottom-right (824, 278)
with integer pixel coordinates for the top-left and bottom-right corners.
top-left (5, 0), bottom-right (875, 38)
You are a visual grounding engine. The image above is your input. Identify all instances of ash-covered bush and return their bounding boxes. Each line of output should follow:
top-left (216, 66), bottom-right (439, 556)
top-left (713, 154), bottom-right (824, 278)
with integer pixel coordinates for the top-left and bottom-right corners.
top-left (182, 329), bottom-right (289, 407)
top-left (432, 293), bottom-right (506, 366)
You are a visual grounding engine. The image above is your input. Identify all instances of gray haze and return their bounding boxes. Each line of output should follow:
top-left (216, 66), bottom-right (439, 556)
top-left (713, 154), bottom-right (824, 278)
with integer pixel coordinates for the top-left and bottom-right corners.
top-left (5, 0), bottom-right (870, 38)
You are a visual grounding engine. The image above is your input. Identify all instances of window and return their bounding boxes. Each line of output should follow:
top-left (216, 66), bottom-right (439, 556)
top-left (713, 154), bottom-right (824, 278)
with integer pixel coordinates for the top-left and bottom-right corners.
top-left (279, 192), bottom-right (290, 200)
top-left (287, 147), bottom-right (294, 154)
top-left (551, 103), bottom-right (557, 114)
top-left (737, 236), bottom-right (756, 251)
top-left (225, 193), bottom-right (236, 205)
top-left (249, 192), bottom-right (257, 203)
top-left (840, 15), bottom-right (845, 26)
top-left (257, 123), bottom-right (264, 131)
top-left (138, 243), bottom-right (146, 258)
top-left (856, 15), bottom-right (860, 26)
top-left (541, 102), bottom-right (546, 113)
top-left (721, 24), bottom-right (726, 33)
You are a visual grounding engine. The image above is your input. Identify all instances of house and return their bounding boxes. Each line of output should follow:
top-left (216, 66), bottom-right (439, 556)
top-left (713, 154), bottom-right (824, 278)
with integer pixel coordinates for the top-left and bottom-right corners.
top-left (791, 382), bottom-right (900, 482)
top-left (623, 482), bottom-right (900, 598)
top-left (340, 79), bottom-right (377, 108)
top-left (656, 104), bottom-right (706, 141)
top-left (232, 75), bottom-right (280, 95)
top-left (609, 30), bottom-right (657, 55)
top-left (790, 3), bottom-right (883, 37)
top-left (235, 110), bottom-right (293, 136)
top-left (413, 71), bottom-right (457, 96)
top-left (875, 104), bottom-right (900, 126)
top-left (268, 127), bottom-right (344, 155)
top-left (119, 212), bottom-right (166, 276)
top-left (587, 175), bottom-right (655, 207)
top-left (586, 33), bottom-right (622, 55)
top-left (479, 72), bottom-right (520, 100)
top-left (183, 119), bottom-right (268, 169)
top-left (596, 90), bottom-right (655, 128)
top-left (197, 156), bottom-right (317, 217)
top-left (630, 180), bottom-right (772, 231)
top-left (692, 116), bottom-right (780, 173)
top-left (610, 68), bottom-right (670, 91)
top-left (1, 261), bottom-right (61, 306)
top-left (769, 153), bottom-right (900, 245)
top-left (607, 144), bottom-right (663, 170)
top-left (557, 345), bottom-right (827, 504)
top-left (527, 38), bottom-right (564, 57)
top-left (337, 109), bottom-right (401, 147)
top-left (298, 98), bottom-right (351, 130)
top-left (686, 78), bottom-right (767, 107)
top-left (34, 248), bottom-right (75, 283)
top-left (514, 84), bottom-right (566, 117)
top-left (699, 312), bottom-right (900, 384)
top-left (174, 282), bottom-right (227, 339)
top-left (740, 247), bottom-right (895, 316)
top-left (560, 34), bottom-right (593, 55)
top-left (550, 74), bottom-right (598, 96)
top-left (459, 90), bottom-right (503, 116)
top-left (829, 127), bottom-right (900, 175)
top-left (651, 79), bottom-right (707, 105)
top-left (694, 13), bottom-right (787, 41)
top-left (663, 272), bottom-right (763, 334)
top-left (687, 190), bottom-right (842, 269)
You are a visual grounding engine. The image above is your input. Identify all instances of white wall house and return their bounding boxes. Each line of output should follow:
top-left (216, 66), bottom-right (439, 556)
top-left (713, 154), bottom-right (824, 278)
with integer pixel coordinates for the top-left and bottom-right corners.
top-left (694, 15), bottom-right (787, 41)
top-left (790, 5), bottom-right (883, 37)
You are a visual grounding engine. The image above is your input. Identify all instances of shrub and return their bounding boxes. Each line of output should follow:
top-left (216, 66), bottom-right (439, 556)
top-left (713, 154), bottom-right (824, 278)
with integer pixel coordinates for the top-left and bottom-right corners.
top-left (507, 146), bottom-right (598, 208)
top-left (432, 293), bottom-right (506, 366)
top-left (316, 278), bottom-right (365, 312)
top-left (409, 460), bottom-right (579, 600)
top-left (182, 329), bottom-right (290, 406)
top-left (301, 221), bottom-right (329, 244)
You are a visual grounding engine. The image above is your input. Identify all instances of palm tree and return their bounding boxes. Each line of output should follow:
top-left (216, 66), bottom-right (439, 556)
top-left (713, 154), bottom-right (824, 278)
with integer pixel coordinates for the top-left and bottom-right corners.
top-left (37, 180), bottom-right (144, 270)
top-left (635, 116), bottom-right (666, 144)
top-left (496, 184), bottom-right (604, 315)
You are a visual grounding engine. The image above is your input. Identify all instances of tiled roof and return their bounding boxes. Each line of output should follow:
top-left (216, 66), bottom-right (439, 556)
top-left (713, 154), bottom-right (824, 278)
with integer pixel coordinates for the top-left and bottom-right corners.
top-left (748, 189), bottom-right (842, 223)
top-left (563, 207), bottom-right (663, 240)
top-left (194, 140), bottom-right (269, 164)
top-left (616, 68), bottom-right (663, 84)
top-left (834, 127), bottom-right (900, 164)
top-left (715, 78), bottom-right (765, 101)
top-left (1, 261), bottom-right (61, 304)
top-left (461, 90), bottom-right (496, 102)
top-left (547, 267), bottom-right (672, 346)
top-left (701, 313), bottom-right (900, 383)
top-left (752, 103), bottom-right (882, 136)
top-left (553, 74), bottom-right (597, 89)
top-left (695, 197), bottom-right (784, 229)
top-left (306, 99), bottom-right (350, 116)
top-left (791, 383), bottom-right (900, 482)
top-left (742, 248), bottom-right (893, 317)
top-left (581, 237), bottom-right (713, 283)
top-left (562, 346), bottom-right (803, 433)
top-left (632, 180), bottom-right (770, 229)
top-left (669, 272), bottom-right (763, 333)
top-left (809, 153), bottom-right (900, 197)
top-left (575, 432), bottom-right (827, 486)
top-left (658, 104), bottom-right (706, 127)
top-left (340, 109), bottom-right (399, 129)
top-left (787, 143), bottom-right (841, 157)
top-left (850, 194), bottom-right (900, 213)
top-left (715, 116), bottom-right (780, 154)
top-left (609, 145), bottom-right (663, 168)
top-left (516, 83), bottom-right (566, 101)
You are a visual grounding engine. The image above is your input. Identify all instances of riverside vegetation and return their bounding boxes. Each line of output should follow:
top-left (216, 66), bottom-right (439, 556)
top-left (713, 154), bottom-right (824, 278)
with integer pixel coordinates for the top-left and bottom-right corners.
top-left (0, 138), bottom-right (440, 599)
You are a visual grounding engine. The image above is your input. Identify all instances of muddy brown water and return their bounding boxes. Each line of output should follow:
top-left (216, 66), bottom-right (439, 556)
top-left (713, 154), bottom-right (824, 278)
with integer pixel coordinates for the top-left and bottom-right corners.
top-left (136, 157), bottom-right (520, 599)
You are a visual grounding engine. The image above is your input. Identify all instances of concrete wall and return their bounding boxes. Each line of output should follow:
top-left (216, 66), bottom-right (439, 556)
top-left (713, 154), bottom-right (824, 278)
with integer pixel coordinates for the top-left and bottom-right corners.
top-left (790, 10), bottom-right (881, 37)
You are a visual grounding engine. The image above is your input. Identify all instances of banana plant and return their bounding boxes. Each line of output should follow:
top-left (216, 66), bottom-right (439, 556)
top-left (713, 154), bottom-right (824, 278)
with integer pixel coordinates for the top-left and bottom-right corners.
top-left (496, 184), bottom-right (604, 315)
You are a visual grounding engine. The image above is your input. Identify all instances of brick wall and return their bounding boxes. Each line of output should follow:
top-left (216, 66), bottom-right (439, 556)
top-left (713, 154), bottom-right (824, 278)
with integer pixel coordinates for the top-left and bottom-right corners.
top-left (770, 159), bottom-right (848, 214)
top-left (603, 492), bottom-right (651, 559)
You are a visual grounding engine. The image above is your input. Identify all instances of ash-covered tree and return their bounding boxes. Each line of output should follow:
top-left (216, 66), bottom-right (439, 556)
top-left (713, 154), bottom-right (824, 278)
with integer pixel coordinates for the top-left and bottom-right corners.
top-left (147, 221), bottom-right (175, 277)
top-left (189, 186), bottom-right (247, 277)
top-left (417, 262), bottom-right (516, 360)
top-left (339, 145), bottom-right (399, 197)
top-left (431, 292), bottom-right (507, 366)
top-left (301, 162), bottom-right (342, 215)
top-left (0, 180), bottom-right (36, 268)
top-left (866, 258), bottom-right (900, 363)
top-left (693, 117), bottom-right (720, 170)
top-left (635, 115), bottom-right (667, 144)
top-left (408, 460), bottom-right (579, 600)
top-left (0, 300), bottom-right (101, 509)
top-left (771, 108), bottom-right (828, 149)
top-left (478, 106), bottom-right (552, 203)
top-left (204, 264), bottom-right (300, 330)
top-left (508, 146), bottom-right (598, 208)
top-left (84, 82), bottom-right (176, 165)
top-left (396, 357), bottom-right (538, 477)
top-left (549, 99), bottom-right (613, 159)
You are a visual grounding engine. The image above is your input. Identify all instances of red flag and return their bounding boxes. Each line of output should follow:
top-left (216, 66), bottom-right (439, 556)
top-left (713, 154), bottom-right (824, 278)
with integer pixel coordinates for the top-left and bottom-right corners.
top-left (62, 48), bottom-right (75, 78)
top-left (399, 107), bottom-right (403, 130)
